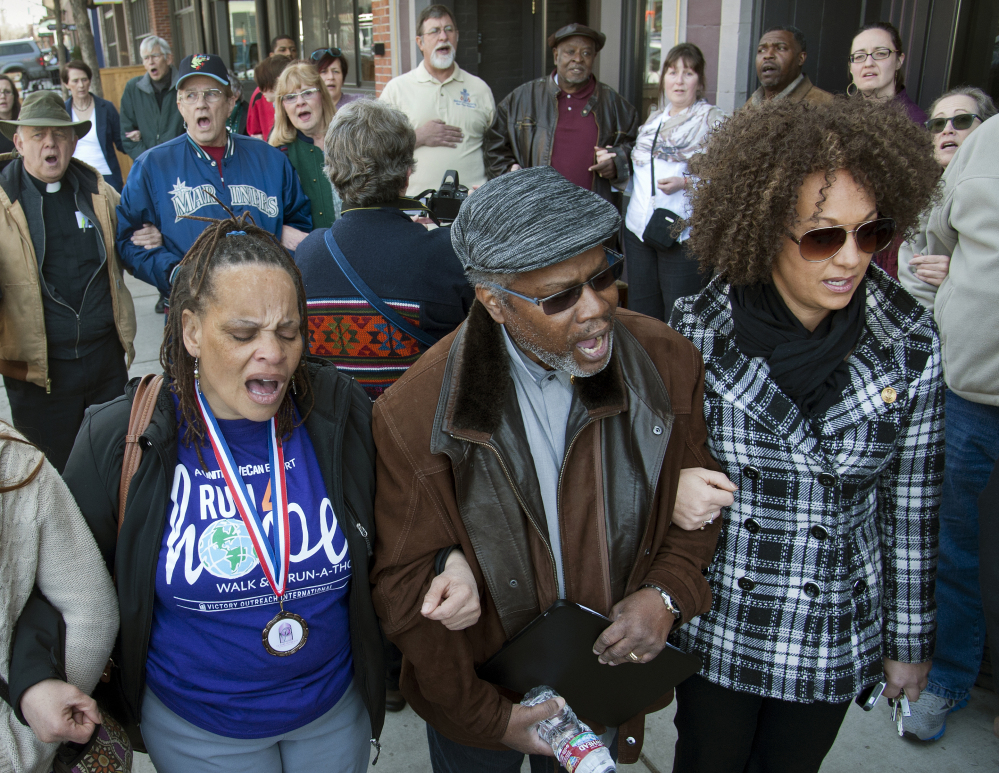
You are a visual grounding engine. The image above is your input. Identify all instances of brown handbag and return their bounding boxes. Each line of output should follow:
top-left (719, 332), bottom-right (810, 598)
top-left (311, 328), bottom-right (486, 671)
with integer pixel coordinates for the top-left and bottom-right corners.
top-left (117, 373), bottom-right (164, 531)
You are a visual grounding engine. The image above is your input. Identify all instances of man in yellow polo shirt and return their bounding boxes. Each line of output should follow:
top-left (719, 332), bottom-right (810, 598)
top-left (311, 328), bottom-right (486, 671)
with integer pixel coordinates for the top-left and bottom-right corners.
top-left (380, 3), bottom-right (495, 196)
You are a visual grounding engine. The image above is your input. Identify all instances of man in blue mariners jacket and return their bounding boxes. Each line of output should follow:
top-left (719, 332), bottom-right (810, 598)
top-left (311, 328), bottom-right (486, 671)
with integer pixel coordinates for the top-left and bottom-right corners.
top-left (116, 53), bottom-right (311, 296)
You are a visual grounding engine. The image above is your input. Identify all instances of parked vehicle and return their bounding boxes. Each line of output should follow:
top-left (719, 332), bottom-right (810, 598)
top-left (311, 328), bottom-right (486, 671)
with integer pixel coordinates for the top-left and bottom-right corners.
top-left (0, 39), bottom-right (58, 90)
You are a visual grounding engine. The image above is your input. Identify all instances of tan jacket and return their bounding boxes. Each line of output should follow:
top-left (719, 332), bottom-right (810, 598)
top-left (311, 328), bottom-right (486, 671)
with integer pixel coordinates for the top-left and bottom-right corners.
top-left (371, 304), bottom-right (720, 763)
top-left (926, 114), bottom-right (999, 405)
top-left (0, 155), bottom-right (135, 389)
top-left (0, 429), bottom-right (118, 773)
top-left (748, 73), bottom-right (835, 106)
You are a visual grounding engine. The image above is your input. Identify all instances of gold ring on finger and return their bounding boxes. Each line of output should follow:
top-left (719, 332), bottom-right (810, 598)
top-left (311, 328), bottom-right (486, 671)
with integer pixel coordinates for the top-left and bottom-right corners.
top-left (628, 651), bottom-right (640, 662)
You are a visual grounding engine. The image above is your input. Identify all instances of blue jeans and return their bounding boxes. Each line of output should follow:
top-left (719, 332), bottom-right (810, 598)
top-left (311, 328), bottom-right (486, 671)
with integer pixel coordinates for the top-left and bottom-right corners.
top-left (926, 390), bottom-right (999, 701)
top-left (426, 724), bottom-right (618, 773)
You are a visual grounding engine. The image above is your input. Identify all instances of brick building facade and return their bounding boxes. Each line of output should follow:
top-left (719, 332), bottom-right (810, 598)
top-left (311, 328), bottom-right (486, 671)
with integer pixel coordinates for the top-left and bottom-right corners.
top-left (89, 0), bottom-right (996, 120)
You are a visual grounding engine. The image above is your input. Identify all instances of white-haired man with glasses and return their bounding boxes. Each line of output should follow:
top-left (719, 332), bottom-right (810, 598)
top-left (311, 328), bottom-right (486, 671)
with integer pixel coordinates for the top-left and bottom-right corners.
top-left (116, 53), bottom-right (311, 298)
top-left (120, 36), bottom-right (184, 160)
top-left (369, 166), bottom-right (720, 770)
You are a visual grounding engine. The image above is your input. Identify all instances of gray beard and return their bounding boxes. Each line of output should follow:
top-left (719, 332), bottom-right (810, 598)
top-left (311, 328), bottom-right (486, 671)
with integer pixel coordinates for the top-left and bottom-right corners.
top-left (507, 326), bottom-right (614, 379)
top-left (430, 49), bottom-right (455, 70)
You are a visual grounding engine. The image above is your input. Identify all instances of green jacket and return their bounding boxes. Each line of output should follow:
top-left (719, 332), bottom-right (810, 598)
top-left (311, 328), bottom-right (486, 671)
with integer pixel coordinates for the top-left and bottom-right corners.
top-left (119, 68), bottom-right (184, 160)
top-left (281, 135), bottom-right (339, 229)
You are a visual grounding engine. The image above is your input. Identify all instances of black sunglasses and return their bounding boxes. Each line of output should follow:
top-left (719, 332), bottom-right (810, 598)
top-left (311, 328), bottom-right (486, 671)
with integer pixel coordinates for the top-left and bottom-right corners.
top-left (486, 250), bottom-right (624, 315)
top-left (786, 218), bottom-right (896, 262)
top-left (310, 48), bottom-right (344, 62)
top-left (925, 113), bottom-right (982, 134)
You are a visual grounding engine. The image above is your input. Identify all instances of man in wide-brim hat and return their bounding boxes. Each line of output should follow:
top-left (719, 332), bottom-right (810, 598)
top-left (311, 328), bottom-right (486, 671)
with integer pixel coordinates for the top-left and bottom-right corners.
top-left (369, 166), bottom-right (721, 768)
top-left (0, 90), bottom-right (136, 473)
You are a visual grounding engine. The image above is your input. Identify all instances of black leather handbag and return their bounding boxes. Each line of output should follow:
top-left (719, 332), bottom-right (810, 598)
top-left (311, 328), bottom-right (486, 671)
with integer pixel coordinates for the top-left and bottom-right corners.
top-left (641, 120), bottom-right (682, 252)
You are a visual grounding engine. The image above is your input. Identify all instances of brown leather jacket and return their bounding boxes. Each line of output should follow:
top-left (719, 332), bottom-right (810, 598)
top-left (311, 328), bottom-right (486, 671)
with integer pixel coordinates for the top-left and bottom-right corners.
top-left (483, 75), bottom-right (639, 203)
top-left (370, 303), bottom-right (719, 763)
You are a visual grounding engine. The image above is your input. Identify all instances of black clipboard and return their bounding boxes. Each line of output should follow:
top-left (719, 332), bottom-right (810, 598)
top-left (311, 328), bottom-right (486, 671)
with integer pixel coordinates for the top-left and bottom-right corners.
top-left (476, 600), bottom-right (702, 728)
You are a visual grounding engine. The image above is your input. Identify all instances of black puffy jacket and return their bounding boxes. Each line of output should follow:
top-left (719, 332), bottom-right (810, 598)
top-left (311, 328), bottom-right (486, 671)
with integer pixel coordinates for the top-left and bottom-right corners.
top-left (8, 361), bottom-right (385, 748)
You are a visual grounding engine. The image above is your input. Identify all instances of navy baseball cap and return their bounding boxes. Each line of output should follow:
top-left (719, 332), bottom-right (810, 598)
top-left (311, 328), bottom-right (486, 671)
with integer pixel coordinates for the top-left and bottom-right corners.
top-left (177, 53), bottom-right (229, 88)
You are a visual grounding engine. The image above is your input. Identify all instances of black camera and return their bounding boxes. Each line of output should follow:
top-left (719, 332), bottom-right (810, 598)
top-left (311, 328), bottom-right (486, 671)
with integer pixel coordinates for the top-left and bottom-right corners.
top-left (422, 170), bottom-right (468, 223)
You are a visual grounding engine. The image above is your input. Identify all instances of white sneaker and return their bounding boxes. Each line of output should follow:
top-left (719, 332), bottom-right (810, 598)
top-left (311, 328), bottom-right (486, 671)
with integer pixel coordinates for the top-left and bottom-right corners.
top-left (903, 692), bottom-right (966, 741)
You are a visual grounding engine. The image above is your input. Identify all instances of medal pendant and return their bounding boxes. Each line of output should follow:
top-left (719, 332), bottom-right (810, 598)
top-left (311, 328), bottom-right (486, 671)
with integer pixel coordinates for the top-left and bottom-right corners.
top-left (262, 609), bottom-right (308, 656)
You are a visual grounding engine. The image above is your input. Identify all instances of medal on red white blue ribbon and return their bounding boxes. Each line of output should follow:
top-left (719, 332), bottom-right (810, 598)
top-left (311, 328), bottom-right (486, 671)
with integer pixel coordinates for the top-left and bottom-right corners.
top-left (194, 384), bottom-right (308, 656)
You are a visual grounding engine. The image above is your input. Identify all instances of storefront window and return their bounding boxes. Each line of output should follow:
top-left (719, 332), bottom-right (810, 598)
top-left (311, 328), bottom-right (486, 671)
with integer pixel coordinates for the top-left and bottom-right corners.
top-left (642, 0), bottom-right (664, 118)
top-left (357, 1), bottom-right (374, 84)
top-left (229, 0), bottom-right (258, 79)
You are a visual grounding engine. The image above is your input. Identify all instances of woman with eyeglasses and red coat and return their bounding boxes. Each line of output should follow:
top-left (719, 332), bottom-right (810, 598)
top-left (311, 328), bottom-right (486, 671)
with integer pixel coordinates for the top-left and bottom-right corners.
top-left (664, 98), bottom-right (943, 772)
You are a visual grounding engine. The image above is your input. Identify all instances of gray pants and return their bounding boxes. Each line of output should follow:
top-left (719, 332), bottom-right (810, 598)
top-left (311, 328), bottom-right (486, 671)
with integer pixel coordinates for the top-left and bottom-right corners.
top-left (140, 682), bottom-right (370, 773)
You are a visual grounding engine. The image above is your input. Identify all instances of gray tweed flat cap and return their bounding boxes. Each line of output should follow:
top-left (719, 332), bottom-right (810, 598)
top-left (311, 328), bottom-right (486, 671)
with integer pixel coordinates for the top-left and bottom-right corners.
top-left (450, 166), bottom-right (621, 275)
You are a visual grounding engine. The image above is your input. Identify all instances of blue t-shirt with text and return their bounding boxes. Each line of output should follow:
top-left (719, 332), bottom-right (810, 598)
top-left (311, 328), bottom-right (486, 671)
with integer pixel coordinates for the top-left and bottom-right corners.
top-left (144, 407), bottom-right (353, 738)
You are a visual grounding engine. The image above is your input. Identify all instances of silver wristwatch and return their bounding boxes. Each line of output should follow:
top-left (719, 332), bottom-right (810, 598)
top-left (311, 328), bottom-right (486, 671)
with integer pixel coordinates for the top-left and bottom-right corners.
top-left (642, 584), bottom-right (681, 622)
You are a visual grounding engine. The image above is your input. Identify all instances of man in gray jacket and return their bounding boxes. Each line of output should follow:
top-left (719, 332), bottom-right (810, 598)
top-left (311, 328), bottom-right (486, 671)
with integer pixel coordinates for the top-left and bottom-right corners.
top-left (120, 37), bottom-right (184, 160)
top-left (904, 114), bottom-right (999, 741)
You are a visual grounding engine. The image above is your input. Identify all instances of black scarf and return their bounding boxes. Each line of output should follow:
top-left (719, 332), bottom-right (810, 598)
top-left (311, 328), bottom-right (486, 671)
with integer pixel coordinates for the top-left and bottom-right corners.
top-left (728, 280), bottom-right (866, 417)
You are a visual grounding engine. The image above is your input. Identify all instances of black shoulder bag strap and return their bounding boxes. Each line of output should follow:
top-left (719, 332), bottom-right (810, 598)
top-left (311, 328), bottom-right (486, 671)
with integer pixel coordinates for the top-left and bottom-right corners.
top-left (323, 230), bottom-right (440, 348)
top-left (650, 119), bottom-right (663, 194)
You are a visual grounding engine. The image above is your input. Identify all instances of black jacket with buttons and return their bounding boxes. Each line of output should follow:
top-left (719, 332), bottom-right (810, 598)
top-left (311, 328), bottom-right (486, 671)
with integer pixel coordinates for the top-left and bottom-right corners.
top-left (669, 268), bottom-right (944, 703)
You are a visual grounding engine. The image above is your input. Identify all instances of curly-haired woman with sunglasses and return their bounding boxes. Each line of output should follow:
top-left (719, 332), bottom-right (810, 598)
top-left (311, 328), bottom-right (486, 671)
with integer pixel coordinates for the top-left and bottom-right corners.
top-left (665, 97), bottom-right (942, 772)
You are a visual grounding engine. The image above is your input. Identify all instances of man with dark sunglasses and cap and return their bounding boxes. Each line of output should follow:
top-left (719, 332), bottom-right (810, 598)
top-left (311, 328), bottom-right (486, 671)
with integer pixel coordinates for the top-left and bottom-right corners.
top-left (369, 166), bottom-right (720, 770)
top-left (116, 52), bottom-right (311, 298)
top-left (484, 23), bottom-right (639, 203)
top-left (0, 90), bottom-right (136, 472)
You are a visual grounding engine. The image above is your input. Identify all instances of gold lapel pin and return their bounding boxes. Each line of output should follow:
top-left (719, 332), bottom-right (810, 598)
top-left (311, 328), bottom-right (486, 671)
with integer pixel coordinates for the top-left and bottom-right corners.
top-left (881, 387), bottom-right (897, 404)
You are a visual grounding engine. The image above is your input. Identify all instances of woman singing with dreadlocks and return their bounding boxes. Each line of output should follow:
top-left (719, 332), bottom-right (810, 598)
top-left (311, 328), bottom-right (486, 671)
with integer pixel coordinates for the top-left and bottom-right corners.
top-left (6, 214), bottom-right (479, 772)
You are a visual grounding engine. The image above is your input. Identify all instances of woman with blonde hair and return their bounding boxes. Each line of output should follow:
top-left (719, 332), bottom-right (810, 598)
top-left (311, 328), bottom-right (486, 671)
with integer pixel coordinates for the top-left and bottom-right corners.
top-left (270, 62), bottom-right (340, 228)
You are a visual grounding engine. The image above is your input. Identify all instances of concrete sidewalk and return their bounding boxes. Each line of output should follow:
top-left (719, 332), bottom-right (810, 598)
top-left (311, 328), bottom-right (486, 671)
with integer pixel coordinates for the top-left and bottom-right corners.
top-left (129, 685), bottom-right (998, 772)
top-left (4, 273), bottom-right (998, 771)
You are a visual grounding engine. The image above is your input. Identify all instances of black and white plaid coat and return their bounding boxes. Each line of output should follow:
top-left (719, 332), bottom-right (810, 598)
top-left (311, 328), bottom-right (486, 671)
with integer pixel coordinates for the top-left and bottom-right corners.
top-left (668, 268), bottom-right (943, 703)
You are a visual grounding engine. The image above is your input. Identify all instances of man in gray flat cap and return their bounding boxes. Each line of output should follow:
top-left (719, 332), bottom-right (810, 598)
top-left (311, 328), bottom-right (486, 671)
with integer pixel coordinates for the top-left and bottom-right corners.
top-left (370, 166), bottom-right (720, 770)
top-left (484, 23), bottom-right (638, 203)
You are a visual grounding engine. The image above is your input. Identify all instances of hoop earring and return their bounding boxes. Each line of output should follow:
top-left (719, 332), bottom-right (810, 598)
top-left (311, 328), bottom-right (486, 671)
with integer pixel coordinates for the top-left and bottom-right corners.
top-left (847, 81), bottom-right (859, 97)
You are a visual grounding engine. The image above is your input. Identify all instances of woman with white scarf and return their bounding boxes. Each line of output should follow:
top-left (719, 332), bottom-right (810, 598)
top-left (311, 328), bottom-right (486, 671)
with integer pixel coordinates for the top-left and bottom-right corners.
top-left (624, 43), bottom-right (727, 320)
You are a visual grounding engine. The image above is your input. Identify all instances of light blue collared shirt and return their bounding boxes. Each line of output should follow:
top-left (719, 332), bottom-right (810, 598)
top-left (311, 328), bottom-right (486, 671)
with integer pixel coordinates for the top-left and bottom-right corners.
top-left (501, 326), bottom-right (575, 597)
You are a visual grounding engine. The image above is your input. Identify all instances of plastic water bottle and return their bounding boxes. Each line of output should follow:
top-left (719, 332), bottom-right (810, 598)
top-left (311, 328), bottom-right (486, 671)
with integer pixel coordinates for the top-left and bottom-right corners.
top-left (521, 686), bottom-right (616, 773)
